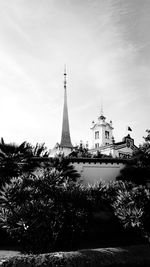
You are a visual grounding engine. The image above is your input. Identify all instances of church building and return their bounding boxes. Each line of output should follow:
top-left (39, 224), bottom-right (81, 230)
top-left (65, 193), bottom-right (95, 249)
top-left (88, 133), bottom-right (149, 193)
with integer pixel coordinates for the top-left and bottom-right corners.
top-left (90, 111), bottom-right (138, 158)
top-left (51, 69), bottom-right (138, 159)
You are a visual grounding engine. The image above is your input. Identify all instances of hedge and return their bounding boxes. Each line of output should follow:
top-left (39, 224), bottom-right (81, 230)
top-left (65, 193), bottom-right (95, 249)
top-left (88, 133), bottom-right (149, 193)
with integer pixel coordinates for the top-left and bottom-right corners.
top-left (1, 245), bottom-right (150, 267)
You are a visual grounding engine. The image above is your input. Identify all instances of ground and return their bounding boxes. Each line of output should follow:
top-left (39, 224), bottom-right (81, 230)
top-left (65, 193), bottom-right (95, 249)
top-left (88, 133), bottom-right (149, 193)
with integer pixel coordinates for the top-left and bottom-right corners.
top-left (0, 249), bottom-right (21, 265)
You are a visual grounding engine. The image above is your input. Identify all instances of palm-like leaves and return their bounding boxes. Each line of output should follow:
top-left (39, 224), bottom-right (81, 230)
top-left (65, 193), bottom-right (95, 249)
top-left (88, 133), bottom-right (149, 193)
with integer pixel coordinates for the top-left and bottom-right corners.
top-left (50, 156), bottom-right (80, 183)
top-left (0, 138), bottom-right (49, 187)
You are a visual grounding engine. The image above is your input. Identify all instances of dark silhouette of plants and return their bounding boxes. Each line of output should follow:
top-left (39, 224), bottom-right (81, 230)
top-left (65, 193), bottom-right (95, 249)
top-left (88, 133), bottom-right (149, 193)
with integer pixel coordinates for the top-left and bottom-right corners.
top-left (0, 138), bottom-right (49, 187)
top-left (50, 155), bottom-right (80, 183)
top-left (0, 167), bottom-right (88, 253)
top-left (112, 181), bottom-right (150, 241)
top-left (69, 142), bottom-right (92, 158)
top-left (117, 129), bottom-right (150, 185)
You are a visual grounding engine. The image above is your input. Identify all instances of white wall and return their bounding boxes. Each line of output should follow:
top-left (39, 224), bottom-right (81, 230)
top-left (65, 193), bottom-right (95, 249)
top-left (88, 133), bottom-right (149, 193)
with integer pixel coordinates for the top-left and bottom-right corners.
top-left (73, 161), bottom-right (125, 185)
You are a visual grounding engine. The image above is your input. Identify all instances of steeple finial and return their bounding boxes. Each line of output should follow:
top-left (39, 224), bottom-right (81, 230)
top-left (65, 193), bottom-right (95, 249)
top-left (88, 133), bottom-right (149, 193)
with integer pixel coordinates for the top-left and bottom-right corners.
top-left (98, 98), bottom-right (106, 121)
top-left (100, 97), bottom-right (104, 116)
top-left (64, 64), bottom-right (67, 90)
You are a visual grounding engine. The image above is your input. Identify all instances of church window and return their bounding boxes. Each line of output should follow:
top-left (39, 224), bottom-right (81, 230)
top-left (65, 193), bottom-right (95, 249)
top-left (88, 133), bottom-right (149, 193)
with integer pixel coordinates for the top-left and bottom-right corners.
top-left (95, 131), bottom-right (99, 139)
top-left (105, 131), bottom-right (109, 139)
top-left (95, 143), bottom-right (99, 148)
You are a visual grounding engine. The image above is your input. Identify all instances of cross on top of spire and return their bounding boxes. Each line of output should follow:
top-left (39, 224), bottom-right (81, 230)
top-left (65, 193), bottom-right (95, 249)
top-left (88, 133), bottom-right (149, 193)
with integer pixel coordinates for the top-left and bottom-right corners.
top-left (64, 65), bottom-right (67, 89)
top-left (98, 100), bottom-right (106, 121)
top-left (100, 102), bottom-right (104, 116)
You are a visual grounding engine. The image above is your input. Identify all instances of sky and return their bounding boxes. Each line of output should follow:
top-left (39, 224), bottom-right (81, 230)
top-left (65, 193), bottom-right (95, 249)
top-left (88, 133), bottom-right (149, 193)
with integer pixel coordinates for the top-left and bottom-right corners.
top-left (0, 0), bottom-right (150, 149)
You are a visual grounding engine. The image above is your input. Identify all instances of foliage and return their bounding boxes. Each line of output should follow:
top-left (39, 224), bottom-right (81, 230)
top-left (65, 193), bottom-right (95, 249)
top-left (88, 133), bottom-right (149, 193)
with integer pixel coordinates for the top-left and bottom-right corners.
top-left (28, 142), bottom-right (49, 157)
top-left (69, 142), bottom-right (92, 158)
top-left (117, 164), bottom-right (150, 185)
top-left (69, 142), bottom-right (113, 159)
top-left (0, 138), bottom-right (49, 187)
top-left (0, 168), bottom-right (88, 253)
top-left (84, 180), bottom-right (150, 243)
top-left (142, 129), bottom-right (150, 148)
top-left (117, 129), bottom-right (150, 185)
top-left (0, 165), bottom-right (150, 254)
top-left (81, 182), bottom-right (110, 211)
top-left (101, 180), bottom-right (132, 206)
top-left (112, 181), bottom-right (150, 240)
top-left (50, 156), bottom-right (80, 182)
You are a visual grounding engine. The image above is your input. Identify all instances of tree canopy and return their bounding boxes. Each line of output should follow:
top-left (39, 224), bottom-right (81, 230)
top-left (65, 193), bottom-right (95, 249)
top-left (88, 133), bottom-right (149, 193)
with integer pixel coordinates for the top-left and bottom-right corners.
top-left (0, 138), bottom-right (49, 186)
top-left (117, 130), bottom-right (150, 185)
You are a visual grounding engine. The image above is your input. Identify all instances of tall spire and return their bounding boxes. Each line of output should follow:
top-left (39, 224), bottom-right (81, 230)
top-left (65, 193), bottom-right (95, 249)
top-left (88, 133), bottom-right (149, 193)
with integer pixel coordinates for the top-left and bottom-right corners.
top-left (60, 66), bottom-right (73, 148)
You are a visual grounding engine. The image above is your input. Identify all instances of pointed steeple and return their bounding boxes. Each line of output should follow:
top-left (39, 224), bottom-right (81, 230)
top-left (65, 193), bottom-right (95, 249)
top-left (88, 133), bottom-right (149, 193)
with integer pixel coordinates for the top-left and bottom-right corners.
top-left (60, 66), bottom-right (73, 148)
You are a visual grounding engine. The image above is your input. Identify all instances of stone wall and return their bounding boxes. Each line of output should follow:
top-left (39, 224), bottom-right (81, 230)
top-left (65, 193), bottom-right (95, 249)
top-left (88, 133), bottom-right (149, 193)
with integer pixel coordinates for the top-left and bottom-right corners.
top-left (70, 158), bottom-right (127, 185)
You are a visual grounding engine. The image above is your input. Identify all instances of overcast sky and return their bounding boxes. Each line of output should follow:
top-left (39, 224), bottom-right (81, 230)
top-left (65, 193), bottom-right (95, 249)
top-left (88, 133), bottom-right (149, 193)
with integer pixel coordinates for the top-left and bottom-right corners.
top-left (0, 0), bottom-right (149, 149)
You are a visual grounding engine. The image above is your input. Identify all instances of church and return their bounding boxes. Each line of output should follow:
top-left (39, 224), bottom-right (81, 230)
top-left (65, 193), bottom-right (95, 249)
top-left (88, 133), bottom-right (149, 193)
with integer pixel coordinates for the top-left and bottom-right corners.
top-left (90, 112), bottom-right (138, 158)
top-left (51, 70), bottom-right (138, 158)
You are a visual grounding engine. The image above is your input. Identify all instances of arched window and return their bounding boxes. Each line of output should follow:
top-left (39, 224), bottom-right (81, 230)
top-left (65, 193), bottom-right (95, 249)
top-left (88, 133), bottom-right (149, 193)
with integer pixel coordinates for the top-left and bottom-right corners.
top-left (105, 131), bottom-right (109, 139)
top-left (95, 131), bottom-right (99, 139)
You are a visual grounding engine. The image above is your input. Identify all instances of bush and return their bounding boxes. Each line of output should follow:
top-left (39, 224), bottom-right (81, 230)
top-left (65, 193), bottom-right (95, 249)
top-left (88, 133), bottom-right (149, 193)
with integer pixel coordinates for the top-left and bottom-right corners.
top-left (49, 156), bottom-right (81, 182)
top-left (0, 168), bottom-right (89, 253)
top-left (1, 171), bottom-right (149, 253)
top-left (116, 164), bottom-right (150, 185)
top-left (0, 139), bottom-right (50, 188)
top-left (117, 129), bottom-right (150, 185)
top-left (112, 181), bottom-right (150, 241)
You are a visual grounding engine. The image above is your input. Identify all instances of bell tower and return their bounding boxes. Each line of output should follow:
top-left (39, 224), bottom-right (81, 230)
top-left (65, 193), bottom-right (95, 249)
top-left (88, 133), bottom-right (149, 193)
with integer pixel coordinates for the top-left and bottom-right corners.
top-left (91, 109), bottom-right (113, 149)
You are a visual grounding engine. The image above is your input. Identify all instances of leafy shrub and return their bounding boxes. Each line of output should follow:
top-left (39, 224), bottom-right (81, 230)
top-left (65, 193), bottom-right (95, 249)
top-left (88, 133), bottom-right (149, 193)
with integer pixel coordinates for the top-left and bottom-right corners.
top-left (0, 168), bottom-right (88, 253)
top-left (49, 156), bottom-right (81, 182)
top-left (1, 168), bottom-right (149, 254)
top-left (0, 138), bottom-right (50, 188)
top-left (112, 181), bottom-right (150, 240)
top-left (116, 164), bottom-right (150, 185)
top-left (117, 129), bottom-right (150, 185)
